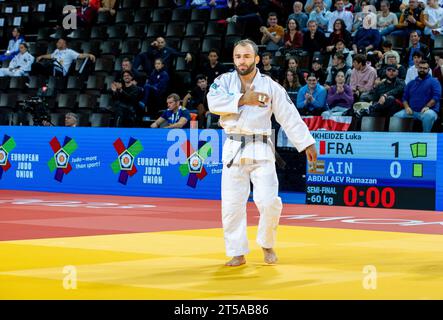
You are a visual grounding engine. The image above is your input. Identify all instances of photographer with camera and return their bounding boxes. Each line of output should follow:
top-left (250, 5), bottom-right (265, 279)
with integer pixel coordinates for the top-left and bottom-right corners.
top-left (132, 37), bottom-right (192, 75)
top-left (382, 0), bottom-right (425, 37)
top-left (0, 43), bottom-right (34, 77)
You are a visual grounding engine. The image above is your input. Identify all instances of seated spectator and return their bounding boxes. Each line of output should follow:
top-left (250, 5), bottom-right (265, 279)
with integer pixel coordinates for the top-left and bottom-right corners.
top-left (303, 20), bottom-right (327, 60)
top-left (305, 0), bottom-right (332, 14)
top-left (373, 40), bottom-right (400, 69)
top-left (259, 52), bottom-right (280, 82)
top-left (111, 70), bottom-right (143, 127)
top-left (226, 0), bottom-right (263, 43)
top-left (151, 93), bottom-right (191, 129)
top-left (384, 0), bottom-right (425, 37)
top-left (76, 0), bottom-right (98, 29)
top-left (342, 0), bottom-right (354, 12)
top-left (402, 31), bottom-right (430, 67)
top-left (352, 13), bottom-right (381, 54)
top-left (199, 49), bottom-right (227, 86)
top-left (377, 1), bottom-right (399, 36)
top-left (182, 74), bottom-right (209, 128)
top-left (65, 112), bottom-right (79, 127)
top-left (133, 37), bottom-right (192, 75)
top-left (282, 18), bottom-right (304, 53)
top-left (188, 0), bottom-right (228, 9)
top-left (424, 0), bottom-right (443, 38)
top-left (143, 58), bottom-right (170, 117)
top-left (0, 28), bottom-right (25, 62)
top-left (378, 53), bottom-right (407, 80)
top-left (282, 69), bottom-right (301, 104)
top-left (96, 0), bottom-right (116, 15)
top-left (326, 19), bottom-right (353, 53)
top-left (310, 56), bottom-right (326, 84)
top-left (260, 12), bottom-right (284, 52)
top-left (308, 0), bottom-right (332, 33)
top-left (328, 0), bottom-right (354, 33)
top-left (350, 54), bottom-right (377, 101)
top-left (287, 2), bottom-right (308, 30)
top-left (114, 57), bottom-right (143, 86)
top-left (32, 38), bottom-right (96, 78)
top-left (285, 56), bottom-right (306, 85)
top-left (352, 0), bottom-right (369, 32)
top-left (361, 65), bottom-right (405, 116)
top-left (325, 52), bottom-right (352, 88)
top-left (405, 51), bottom-right (431, 84)
top-left (394, 60), bottom-right (441, 132)
top-left (0, 43), bottom-right (34, 77)
top-left (296, 73), bottom-right (327, 115)
top-left (433, 53), bottom-right (443, 90)
top-left (327, 39), bottom-right (352, 68)
top-left (323, 70), bottom-right (354, 116)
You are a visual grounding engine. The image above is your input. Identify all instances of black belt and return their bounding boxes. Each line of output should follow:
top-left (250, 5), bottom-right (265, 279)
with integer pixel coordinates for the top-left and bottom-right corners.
top-left (226, 134), bottom-right (286, 169)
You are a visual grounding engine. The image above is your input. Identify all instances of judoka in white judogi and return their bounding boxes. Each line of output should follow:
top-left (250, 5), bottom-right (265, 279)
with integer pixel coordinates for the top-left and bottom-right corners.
top-left (207, 39), bottom-right (316, 266)
top-left (0, 43), bottom-right (34, 77)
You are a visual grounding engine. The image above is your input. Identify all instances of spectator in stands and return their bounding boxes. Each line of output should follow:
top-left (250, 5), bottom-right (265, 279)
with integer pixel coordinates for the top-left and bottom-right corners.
top-left (260, 12), bottom-right (284, 52)
top-left (373, 40), bottom-right (401, 69)
top-left (327, 39), bottom-right (352, 67)
top-left (259, 52), bottom-right (280, 82)
top-left (361, 65), bottom-right (405, 116)
top-left (394, 60), bottom-right (441, 132)
top-left (143, 58), bottom-right (170, 117)
top-left (310, 56), bottom-right (326, 84)
top-left (308, 0), bottom-right (332, 33)
top-left (402, 31), bottom-right (430, 67)
top-left (0, 27), bottom-right (25, 62)
top-left (111, 70), bottom-right (143, 127)
top-left (282, 69), bottom-right (301, 104)
top-left (328, 0), bottom-right (354, 33)
top-left (77, 0), bottom-right (98, 29)
top-left (352, 14), bottom-right (381, 54)
top-left (182, 74), bottom-right (209, 128)
top-left (378, 1), bottom-right (399, 36)
top-left (325, 52), bottom-right (352, 88)
top-left (151, 93), bottom-right (190, 129)
top-left (296, 72), bottom-right (327, 115)
top-left (388, 0), bottom-right (426, 37)
top-left (323, 70), bottom-right (354, 116)
top-left (285, 56), bottom-right (306, 85)
top-left (342, 0), bottom-right (354, 11)
top-left (0, 43), bottom-right (34, 77)
top-left (326, 19), bottom-right (353, 53)
top-left (65, 112), bottom-right (79, 127)
top-left (424, 0), bottom-right (443, 38)
top-left (226, 0), bottom-right (263, 43)
top-left (287, 2), bottom-right (308, 30)
top-left (305, 0), bottom-right (332, 15)
top-left (303, 20), bottom-right (327, 60)
top-left (433, 53), bottom-right (443, 90)
top-left (114, 57), bottom-right (143, 86)
top-left (199, 49), bottom-right (227, 86)
top-left (352, 1), bottom-right (370, 32)
top-left (283, 18), bottom-right (304, 52)
top-left (133, 37), bottom-right (192, 75)
top-left (405, 51), bottom-right (432, 84)
top-left (188, 0), bottom-right (228, 9)
top-left (32, 38), bottom-right (96, 77)
top-left (378, 53), bottom-right (407, 80)
top-left (350, 54), bottom-right (377, 101)
top-left (95, 0), bottom-right (117, 15)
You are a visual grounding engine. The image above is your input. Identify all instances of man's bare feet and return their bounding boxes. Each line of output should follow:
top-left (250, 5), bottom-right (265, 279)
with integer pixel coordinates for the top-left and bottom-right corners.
top-left (262, 248), bottom-right (278, 264)
top-left (225, 255), bottom-right (246, 267)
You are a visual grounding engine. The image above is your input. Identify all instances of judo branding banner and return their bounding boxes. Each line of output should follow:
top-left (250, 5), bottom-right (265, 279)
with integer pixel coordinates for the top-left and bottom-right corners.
top-left (0, 126), bottom-right (224, 200)
top-left (306, 131), bottom-right (441, 210)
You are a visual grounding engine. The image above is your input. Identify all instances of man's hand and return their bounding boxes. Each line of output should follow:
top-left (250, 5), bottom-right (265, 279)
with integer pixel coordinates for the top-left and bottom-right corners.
top-left (378, 95), bottom-right (386, 105)
top-left (421, 106), bottom-right (430, 113)
top-left (405, 106), bottom-right (413, 115)
top-left (89, 54), bottom-right (96, 63)
top-left (305, 144), bottom-right (318, 169)
top-left (185, 53), bottom-right (192, 63)
top-left (407, 15), bottom-right (416, 24)
top-left (239, 84), bottom-right (269, 107)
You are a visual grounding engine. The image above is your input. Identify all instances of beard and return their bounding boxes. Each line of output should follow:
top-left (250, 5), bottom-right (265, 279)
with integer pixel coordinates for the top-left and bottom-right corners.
top-left (235, 62), bottom-right (256, 76)
top-left (418, 71), bottom-right (427, 79)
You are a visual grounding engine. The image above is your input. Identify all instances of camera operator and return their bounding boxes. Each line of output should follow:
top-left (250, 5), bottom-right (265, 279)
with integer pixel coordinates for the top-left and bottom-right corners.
top-left (383, 0), bottom-right (425, 37)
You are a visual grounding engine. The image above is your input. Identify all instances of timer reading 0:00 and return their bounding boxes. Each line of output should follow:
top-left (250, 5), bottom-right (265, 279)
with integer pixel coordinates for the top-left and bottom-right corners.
top-left (343, 186), bottom-right (396, 208)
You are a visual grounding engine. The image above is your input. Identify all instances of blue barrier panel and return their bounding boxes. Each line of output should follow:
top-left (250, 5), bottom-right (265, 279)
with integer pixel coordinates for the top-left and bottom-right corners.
top-left (0, 126), bottom-right (224, 200)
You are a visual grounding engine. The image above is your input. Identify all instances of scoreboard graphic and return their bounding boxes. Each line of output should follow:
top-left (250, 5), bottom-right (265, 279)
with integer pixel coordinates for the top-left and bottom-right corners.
top-left (306, 132), bottom-right (438, 210)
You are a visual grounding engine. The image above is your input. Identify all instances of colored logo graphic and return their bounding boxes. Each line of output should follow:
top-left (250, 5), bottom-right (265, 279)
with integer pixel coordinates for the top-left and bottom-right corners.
top-left (308, 160), bottom-right (325, 174)
top-left (410, 142), bottom-right (427, 178)
top-left (111, 137), bottom-right (143, 185)
top-left (179, 140), bottom-right (212, 188)
top-left (0, 135), bottom-right (16, 179)
top-left (48, 136), bottom-right (78, 182)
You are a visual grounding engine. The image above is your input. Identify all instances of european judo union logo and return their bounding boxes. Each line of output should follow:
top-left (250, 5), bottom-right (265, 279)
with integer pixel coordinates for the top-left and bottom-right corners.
top-left (48, 136), bottom-right (78, 182)
top-left (179, 140), bottom-right (211, 188)
top-left (111, 137), bottom-right (143, 185)
top-left (0, 135), bottom-right (16, 179)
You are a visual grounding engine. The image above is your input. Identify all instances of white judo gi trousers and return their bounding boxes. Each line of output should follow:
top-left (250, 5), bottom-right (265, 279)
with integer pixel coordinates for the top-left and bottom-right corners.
top-left (221, 160), bottom-right (282, 257)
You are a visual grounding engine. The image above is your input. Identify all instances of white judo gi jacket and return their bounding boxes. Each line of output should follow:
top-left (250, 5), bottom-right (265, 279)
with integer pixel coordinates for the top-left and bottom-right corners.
top-left (207, 69), bottom-right (315, 163)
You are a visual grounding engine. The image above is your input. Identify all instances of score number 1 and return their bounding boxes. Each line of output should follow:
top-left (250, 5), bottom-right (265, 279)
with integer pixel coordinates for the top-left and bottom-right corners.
top-left (390, 142), bottom-right (401, 178)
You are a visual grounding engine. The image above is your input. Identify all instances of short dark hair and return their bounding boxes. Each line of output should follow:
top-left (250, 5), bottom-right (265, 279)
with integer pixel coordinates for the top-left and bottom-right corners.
top-left (412, 51), bottom-right (423, 59)
top-left (419, 60), bottom-right (430, 66)
top-left (382, 40), bottom-right (392, 48)
top-left (353, 54), bottom-right (367, 65)
top-left (262, 52), bottom-right (273, 59)
top-left (334, 52), bottom-right (345, 62)
top-left (195, 74), bottom-right (207, 82)
top-left (208, 48), bottom-right (219, 56)
top-left (122, 70), bottom-right (133, 78)
top-left (122, 57), bottom-right (132, 64)
top-left (167, 93), bottom-right (180, 102)
top-left (233, 39), bottom-right (259, 56)
top-left (268, 12), bottom-right (278, 18)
